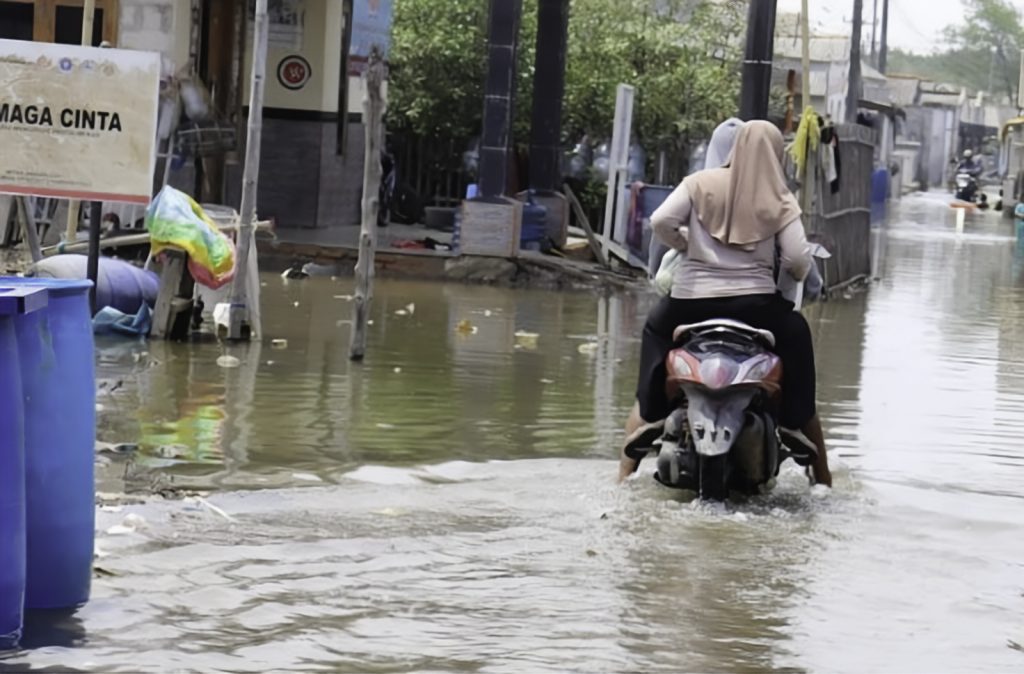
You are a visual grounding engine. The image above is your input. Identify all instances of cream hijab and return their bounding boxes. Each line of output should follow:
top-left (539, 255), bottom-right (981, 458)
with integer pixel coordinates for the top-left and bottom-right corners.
top-left (683, 120), bottom-right (801, 247)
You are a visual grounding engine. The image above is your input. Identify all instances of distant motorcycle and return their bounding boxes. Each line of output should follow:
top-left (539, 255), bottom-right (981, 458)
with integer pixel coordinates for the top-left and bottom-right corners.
top-left (955, 171), bottom-right (979, 202)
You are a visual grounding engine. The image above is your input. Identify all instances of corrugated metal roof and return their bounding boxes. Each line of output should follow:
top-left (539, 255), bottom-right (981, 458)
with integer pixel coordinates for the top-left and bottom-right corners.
top-left (887, 77), bottom-right (920, 106)
top-left (861, 62), bottom-right (885, 82)
top-left (773, 36), bottom-right (850, 63)
top-left (919, 91), bottom-right (960, 106)
top-left (772, 62), bottom-right (831, 97)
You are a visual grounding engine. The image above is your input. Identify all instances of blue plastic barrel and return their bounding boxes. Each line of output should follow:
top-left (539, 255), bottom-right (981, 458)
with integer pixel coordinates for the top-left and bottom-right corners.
top-left (871, 168), bottom-right (890, 204)
top-left (28, 255), bottom-right (159, 315)
top-left (521, 195), bottom-right (548, 250)
top-left (1, 278), bottom-right (95, 609)
top-left (0, 287), bottom-right (48, 648)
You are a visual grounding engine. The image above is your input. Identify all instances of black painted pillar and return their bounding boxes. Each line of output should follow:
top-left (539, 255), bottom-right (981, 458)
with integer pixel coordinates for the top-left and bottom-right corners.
top-left (738, 0), bottom-right (777, 121)
top-left (478, 0), bottom-right (523, 198)
top-left (528, 0), bottom-right (570, 192)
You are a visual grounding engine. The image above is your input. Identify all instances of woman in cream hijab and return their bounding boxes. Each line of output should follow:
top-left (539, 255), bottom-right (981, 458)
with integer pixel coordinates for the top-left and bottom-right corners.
top-left (619, 121), bottom-right (832, 487)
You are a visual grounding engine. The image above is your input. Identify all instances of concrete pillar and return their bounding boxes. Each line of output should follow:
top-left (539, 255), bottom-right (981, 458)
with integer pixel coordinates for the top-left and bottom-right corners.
top-left (478, 0), bottom-right (523, 197)
top-left (528, 0), bottom-right (570, 192)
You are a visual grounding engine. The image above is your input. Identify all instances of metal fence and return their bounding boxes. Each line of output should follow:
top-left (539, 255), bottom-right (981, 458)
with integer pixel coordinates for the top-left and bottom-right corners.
top-left (391, 133), bottom-right (473, 209)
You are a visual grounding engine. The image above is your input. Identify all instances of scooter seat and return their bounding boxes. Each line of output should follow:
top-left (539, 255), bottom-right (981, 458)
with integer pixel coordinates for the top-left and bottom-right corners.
top-left (672, 318), bottom-right (776, 348)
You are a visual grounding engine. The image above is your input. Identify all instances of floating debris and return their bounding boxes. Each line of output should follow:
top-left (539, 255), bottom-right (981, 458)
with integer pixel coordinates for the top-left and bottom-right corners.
top-left (216, 355), bottom-right (241, 368)
top-left (271, 339), bottom-right (288, 349)
top-left (514, 330), bottom-right (540, 350)
top-left (577, 342), bottom-right (599, 355)
top-left (333, 294), bottom-right (354, 301)
top-left (456, 319), bottom-right (478, 335)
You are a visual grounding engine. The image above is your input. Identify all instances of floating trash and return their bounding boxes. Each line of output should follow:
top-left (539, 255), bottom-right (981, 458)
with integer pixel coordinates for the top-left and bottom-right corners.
top-left (216, 355), bottom-right (241, 368)
top-left (514, 330), bottom-right (540, 350)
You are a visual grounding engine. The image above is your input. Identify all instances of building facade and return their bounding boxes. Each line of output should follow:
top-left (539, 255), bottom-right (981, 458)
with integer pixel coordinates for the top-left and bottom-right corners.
top-left (0, 0), bottom-right (392, 232)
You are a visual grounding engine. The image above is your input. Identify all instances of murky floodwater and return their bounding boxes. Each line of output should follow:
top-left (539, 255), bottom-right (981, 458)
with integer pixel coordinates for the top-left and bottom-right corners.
top-left (3, 193), bottom-right (1024, 673)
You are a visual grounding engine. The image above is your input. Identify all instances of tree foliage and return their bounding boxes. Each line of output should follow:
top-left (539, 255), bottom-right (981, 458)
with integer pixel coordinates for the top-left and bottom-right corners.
top-left (942, 0), bottom-right (1024, 100)
top-left (388, 0), bottom-right (744, 155)
top-left (888, 48), bottom-right (1004, 94)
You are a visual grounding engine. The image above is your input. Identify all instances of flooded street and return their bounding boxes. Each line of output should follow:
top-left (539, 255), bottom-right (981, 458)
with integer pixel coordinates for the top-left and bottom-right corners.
top-left (4, 193), bottom-right (1024, 672)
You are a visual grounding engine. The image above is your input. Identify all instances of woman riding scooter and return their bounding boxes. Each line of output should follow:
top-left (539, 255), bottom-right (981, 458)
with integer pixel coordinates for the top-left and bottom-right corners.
top-left (618, 121), bottom-right (832, 487)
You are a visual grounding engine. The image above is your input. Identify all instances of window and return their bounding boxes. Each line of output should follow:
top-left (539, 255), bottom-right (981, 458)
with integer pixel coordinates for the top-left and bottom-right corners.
top-left (0, 2), bottom-right (34, 40)
top-left (0, 0), bottom-right (117, 44)
top-left (55, 5), bottom-right (104, 45)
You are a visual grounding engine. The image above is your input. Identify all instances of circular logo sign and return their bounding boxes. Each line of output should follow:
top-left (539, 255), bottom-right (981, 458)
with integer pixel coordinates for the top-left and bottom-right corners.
top-left (277, 55), bottom-right (311, 91)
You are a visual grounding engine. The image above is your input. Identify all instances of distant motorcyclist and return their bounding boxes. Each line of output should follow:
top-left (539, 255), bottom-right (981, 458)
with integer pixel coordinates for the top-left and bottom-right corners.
top-left (957, 150), bottom-right (982, 177)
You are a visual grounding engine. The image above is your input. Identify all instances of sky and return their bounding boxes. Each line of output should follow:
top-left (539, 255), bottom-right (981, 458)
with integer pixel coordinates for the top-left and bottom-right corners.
top-left (776, 0), bottom-right (973, 54)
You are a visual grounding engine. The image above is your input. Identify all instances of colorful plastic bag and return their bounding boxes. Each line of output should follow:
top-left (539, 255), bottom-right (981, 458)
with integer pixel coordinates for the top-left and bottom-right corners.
top-left (146, 186), bottom-right (236, 289)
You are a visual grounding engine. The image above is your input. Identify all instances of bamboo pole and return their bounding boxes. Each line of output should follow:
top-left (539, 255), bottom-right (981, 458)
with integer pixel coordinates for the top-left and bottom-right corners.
top-left (63, 0), bottom-right (98, 245)
top-left (800, 0), bottom-right (816, 230)
top-left (349, 49), bottom-right (386, 362)
top-left (227, 0), bottom-right (269, 341)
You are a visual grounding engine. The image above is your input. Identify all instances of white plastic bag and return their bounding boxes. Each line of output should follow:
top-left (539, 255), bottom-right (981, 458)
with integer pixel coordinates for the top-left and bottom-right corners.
top-left (652, 248), bottom-right (682, 296)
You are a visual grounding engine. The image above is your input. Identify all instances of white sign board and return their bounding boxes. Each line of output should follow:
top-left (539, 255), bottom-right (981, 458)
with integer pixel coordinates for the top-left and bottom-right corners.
top-left (0, 39), bottom-right (160, 204)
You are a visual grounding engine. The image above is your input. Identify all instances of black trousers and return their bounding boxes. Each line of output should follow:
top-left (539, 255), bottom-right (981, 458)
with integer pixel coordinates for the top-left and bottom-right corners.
top-left (636, 293), bottom-right (817, 429)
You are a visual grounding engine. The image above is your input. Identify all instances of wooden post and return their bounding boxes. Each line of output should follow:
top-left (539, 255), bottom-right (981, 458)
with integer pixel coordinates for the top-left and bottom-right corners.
top-left (349, 49), bottom-right (386, 362)
top-left (227, 0), bottom-right (269, 341)
top-left (63, 0), bottom-right (98, 245)
top-left (563, 184), bottom-right (610, 268)
top-left (151, 250), bottom-right (196, 340)
top-left (800, 0), bottom-right (815, 230)
top-left (14, 198), bottom-right (42, 263)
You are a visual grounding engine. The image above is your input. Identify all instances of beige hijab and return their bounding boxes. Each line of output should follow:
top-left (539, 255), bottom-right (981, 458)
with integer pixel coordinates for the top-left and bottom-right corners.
top-left (683, 120), bottom-right (801, 247)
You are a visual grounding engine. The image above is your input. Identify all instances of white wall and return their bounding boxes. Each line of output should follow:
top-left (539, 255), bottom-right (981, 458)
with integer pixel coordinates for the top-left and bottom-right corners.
top-left (117, 0), bottom-right (191, 77)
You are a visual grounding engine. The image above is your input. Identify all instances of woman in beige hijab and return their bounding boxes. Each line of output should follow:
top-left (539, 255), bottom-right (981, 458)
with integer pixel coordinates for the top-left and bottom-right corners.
top-left (619, 121), bottom-right (832, 487)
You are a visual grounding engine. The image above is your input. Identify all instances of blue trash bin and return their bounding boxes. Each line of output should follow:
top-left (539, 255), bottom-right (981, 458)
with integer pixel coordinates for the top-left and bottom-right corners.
top-left (0, 278), bottom-right (95, 609)
top-left (871, 168), bottom-right (890, 204)
top-left (0, 287), bottom-right (48, 648)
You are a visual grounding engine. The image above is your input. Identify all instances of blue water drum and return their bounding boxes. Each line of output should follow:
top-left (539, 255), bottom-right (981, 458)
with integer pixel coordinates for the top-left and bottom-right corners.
top-left (0, 286), bottom-right (48, 648)
top-left (871, 168), bottom-right (890, 204)
top-left (1, 278), bottom-right (95, 609)
top-left (520, 194), bottom-right (548, 251)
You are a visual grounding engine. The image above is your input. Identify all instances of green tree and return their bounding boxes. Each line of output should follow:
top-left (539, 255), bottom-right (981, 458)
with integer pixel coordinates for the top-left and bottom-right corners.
top-left (944, 0), bottom-right (1024, 100)
top-left (387, 0), bottom-right (489, 140)
top-left (388, 0), bottom-right (744, 160)
top-left (563, 0), bottom-right (744, 153)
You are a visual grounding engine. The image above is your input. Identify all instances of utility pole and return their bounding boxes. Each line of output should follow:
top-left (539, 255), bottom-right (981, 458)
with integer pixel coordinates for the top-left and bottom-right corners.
top-left (738, 0), bottom-right (778, 121)
top-left (478, 0), bottom-right (523, 197)
top-left (878, 0), bottom-right (889, 74)
top-left (870, 0), bottom-right (878, 66)
top-left (845, 0), bottom-right (864, 123)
